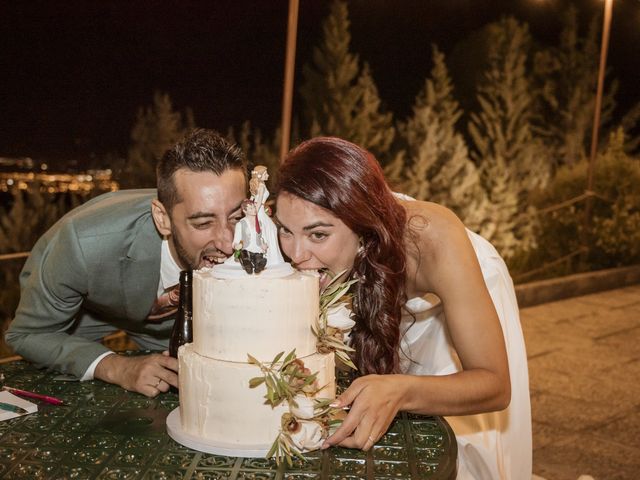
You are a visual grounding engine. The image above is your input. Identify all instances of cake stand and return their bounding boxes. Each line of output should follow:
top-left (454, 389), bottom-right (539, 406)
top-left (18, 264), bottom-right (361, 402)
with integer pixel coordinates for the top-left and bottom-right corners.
top-left (166, 407), bottom-right (271, 458)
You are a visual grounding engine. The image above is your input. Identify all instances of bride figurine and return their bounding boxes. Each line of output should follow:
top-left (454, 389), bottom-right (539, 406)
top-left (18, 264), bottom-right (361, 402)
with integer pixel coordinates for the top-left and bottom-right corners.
top-left (250, 165), bottom-right (285, 266)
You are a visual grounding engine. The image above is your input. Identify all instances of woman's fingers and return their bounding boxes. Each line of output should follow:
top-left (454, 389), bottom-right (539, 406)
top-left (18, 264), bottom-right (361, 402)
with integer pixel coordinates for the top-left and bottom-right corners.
top-left (329, 408), bottom-right (395, 450)
top-left (323, 375), bottom-right (405, 450)
top-left (323, 399), bottom-right (365, 447)
top-left (330, 377), bottom-right (367, 409)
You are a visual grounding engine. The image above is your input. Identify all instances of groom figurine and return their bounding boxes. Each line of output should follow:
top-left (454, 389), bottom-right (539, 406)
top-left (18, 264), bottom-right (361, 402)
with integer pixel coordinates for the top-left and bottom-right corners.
top-left (232, 200), bottom-right (267, 274)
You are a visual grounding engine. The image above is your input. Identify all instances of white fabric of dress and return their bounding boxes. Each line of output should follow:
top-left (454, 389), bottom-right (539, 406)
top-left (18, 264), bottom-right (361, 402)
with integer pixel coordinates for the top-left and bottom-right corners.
top-left (254, 184), bottom-right (285, 266)
top-left (399, 229), bottom-right (532, 480)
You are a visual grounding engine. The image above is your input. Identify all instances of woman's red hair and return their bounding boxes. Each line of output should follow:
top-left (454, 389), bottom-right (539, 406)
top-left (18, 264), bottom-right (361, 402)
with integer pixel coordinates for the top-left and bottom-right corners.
top-left (276, 137), bottom-right (407, 374)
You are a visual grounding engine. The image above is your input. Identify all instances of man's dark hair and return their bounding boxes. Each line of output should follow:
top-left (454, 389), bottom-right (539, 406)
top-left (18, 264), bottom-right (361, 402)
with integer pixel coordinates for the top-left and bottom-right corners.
top-left (157, 128), bottom-right (247, 212)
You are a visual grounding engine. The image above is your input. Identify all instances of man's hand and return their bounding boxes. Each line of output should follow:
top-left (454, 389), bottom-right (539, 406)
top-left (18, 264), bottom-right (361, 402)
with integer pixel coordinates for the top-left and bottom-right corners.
top-left (94, 352), bottom-right (179, 397)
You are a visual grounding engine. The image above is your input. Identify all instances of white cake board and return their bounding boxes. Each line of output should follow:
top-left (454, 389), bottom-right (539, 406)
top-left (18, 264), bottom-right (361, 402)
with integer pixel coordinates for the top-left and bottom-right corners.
top-left (166, 407), bottom-right (271, 458)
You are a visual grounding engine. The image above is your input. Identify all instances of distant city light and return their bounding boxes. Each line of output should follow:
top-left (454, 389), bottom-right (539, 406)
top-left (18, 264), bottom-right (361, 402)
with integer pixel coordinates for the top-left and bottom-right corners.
top-left (0, 163), bottom-right (119, 194)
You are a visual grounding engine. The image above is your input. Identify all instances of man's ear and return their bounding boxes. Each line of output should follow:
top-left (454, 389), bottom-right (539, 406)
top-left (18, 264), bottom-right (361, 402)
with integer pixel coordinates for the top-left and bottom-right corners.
top-left (151, 199), bottom-right (172, 236)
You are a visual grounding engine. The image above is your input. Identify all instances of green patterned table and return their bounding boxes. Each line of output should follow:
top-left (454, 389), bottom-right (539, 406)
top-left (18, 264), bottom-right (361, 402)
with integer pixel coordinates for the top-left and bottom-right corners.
top-left (0, 358), bottom-right (457, 480)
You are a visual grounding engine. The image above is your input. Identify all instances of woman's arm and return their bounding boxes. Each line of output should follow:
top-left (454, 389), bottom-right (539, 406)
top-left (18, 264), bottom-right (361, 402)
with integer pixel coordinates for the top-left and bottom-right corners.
top-left (407, 201), bottom-right (511, 412)
top-left (324, 203), bottom-right (510, 450)
top-left (325, 367), bottom-right (510, 450)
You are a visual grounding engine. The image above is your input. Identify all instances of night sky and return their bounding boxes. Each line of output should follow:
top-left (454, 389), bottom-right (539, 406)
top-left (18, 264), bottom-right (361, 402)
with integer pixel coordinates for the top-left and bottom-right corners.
top-left (2, 0), bottom-right (639, 166)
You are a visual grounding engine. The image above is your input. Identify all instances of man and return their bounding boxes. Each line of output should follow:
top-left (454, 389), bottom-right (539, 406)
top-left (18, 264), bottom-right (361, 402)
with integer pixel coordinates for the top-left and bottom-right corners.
top-left (5, 129), bottom-right (247, 397)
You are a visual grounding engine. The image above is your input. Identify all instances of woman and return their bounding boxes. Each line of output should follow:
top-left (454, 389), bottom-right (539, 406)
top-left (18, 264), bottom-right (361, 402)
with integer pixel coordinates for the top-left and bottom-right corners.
top-left (275, 137), bottom-right (531, 479)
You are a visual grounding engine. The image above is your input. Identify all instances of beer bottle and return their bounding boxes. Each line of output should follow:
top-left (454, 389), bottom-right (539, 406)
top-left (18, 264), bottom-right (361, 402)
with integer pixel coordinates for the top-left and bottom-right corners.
top-left (169, 270), bottom-right (193, 359)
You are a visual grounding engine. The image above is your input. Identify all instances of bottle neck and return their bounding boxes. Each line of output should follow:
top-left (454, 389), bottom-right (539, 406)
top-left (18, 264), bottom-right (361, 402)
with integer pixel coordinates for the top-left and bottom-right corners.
top-left (178, 270), bottom-right (192, 312)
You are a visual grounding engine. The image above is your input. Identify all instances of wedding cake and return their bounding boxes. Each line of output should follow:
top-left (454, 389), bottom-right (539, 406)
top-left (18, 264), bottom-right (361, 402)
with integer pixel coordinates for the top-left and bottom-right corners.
top-left (166, 166), bottom-right (340, 459)
top-left (175, 269), bottom-right (336, 456)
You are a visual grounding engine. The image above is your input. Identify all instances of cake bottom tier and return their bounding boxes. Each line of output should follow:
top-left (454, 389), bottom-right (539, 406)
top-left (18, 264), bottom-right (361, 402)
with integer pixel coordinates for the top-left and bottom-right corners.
top-left (178, 343), bottom-right (336, 450)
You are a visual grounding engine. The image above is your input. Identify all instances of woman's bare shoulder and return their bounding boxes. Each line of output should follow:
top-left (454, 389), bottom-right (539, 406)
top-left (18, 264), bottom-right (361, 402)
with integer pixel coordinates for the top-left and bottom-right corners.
top-left (402, 200), bottom-right (466, 242)
top-left (401, 200), bottom-right (469, 293)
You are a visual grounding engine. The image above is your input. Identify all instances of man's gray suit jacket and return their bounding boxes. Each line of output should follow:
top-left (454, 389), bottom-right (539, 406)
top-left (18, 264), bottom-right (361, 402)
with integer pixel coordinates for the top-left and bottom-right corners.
top-left (5, 189), bottom-right (171, 378)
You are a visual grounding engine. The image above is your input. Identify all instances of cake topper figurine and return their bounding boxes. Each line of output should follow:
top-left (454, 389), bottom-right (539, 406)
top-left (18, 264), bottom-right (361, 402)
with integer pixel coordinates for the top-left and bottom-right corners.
top-left (250, 166), bottom-right (285, 266)
top-left (233, 199), bottom-right (268, 274)
top-left (221, 165), bottom-right (292, 277)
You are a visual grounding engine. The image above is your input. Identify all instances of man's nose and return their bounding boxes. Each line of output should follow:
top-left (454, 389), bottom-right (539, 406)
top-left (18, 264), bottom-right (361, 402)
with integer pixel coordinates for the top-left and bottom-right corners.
top-left (213, 223), bottom-right (234, 254)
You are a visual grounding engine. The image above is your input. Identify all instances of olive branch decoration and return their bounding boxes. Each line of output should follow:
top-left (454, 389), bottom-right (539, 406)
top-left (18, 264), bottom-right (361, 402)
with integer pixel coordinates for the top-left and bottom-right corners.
top-left (314, 271), bottom-right (358, 370)
top-left (248, 350), bottom-right (338, 465)
top-left (248, 350), bottom-right (318, 408)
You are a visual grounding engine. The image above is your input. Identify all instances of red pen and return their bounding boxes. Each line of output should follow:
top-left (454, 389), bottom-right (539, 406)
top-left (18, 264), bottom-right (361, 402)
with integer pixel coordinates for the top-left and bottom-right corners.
top-left (2, 386), bottom-right (65, 406)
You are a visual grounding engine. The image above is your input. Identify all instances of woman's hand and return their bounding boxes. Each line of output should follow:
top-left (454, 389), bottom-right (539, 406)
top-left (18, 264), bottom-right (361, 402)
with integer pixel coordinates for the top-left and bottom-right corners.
top-left (322, 374), bottom-right (408, 451)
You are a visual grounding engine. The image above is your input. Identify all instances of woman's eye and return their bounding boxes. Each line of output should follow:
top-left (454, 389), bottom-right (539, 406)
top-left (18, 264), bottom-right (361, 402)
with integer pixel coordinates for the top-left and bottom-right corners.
top-left (310, 232), bottom-right (327, 241)
top-left (230, 215), bottom-right (243, 224)
top-left (278, 225), bottom-right (296, 237)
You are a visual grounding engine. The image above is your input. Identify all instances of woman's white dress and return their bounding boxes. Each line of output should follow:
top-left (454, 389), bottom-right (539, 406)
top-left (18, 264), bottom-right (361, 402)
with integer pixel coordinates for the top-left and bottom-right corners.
top-left (399, 230), bottom-right (532, 479)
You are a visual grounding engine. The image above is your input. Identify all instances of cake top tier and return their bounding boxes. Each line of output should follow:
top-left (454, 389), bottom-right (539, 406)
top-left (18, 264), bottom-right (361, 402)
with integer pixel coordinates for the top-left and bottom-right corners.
top-left (192, 269), bottom-right (320, 362)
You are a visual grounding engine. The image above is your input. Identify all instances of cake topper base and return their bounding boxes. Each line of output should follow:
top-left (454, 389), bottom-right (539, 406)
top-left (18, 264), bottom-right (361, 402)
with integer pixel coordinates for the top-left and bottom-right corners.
top-left (166, 408), bottom-right (271, 458)
top-left (211, 261), bottom-right (294, 279)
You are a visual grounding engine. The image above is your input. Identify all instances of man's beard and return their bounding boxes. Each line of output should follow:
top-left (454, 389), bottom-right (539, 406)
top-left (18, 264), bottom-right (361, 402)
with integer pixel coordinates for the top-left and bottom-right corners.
top-left (171, 225), bottom-right (199, 270)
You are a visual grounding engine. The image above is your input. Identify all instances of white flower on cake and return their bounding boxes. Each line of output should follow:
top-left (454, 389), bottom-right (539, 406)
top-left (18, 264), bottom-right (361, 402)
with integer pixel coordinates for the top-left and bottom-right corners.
top-left (326, 303), bottom-right (355, 331)
top-left (290, 395), bottom-right (316, 420)
top-left (283, 415), bottom-right (326, 451)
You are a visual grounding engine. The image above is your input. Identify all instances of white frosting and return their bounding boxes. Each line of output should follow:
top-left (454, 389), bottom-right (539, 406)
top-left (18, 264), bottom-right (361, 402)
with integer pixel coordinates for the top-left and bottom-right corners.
top-left (192, 270), bottom-right (320, 362)
top-left (179, 267), bottom-right (336, 453)
top-left (179, 343), bottom-right (335, 447)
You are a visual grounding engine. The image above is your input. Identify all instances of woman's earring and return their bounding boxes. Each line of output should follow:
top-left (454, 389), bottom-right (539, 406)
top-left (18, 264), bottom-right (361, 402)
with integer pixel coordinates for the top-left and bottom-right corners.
top-left (357, 237), bottom-right (364, 254)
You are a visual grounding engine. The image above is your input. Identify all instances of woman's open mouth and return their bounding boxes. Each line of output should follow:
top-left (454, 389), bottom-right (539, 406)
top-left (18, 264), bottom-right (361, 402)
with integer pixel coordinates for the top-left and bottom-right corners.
top-left (317, 268), bottom-right (333, 291)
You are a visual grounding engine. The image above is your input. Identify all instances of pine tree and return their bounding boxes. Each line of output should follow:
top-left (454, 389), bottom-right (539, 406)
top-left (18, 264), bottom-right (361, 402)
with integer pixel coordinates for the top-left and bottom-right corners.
top-left (351, 63), bottom-right (395, 161)
top-left (533, 6), bottom-right (617, 168)
top-left (468, 16), bottom-right (548, 255)
top-left (592, 128), bottom-right (640, 264)
top-left (620, 102), bottom-right (640, 154)
top-left (227, 121), bottom-right (282, 188)
top-left (0, 187), bottom-right (77, 331)
top-left (401, 45), bottom-right (490, 235)
top-left (479, 155), bottom-right (520, 258)
top-left (0, 188), bottom-right (67, 255)
top-left (120, 91), bottom-right (195, 188)
top-left (300, 0), bottom-right (395, 162)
